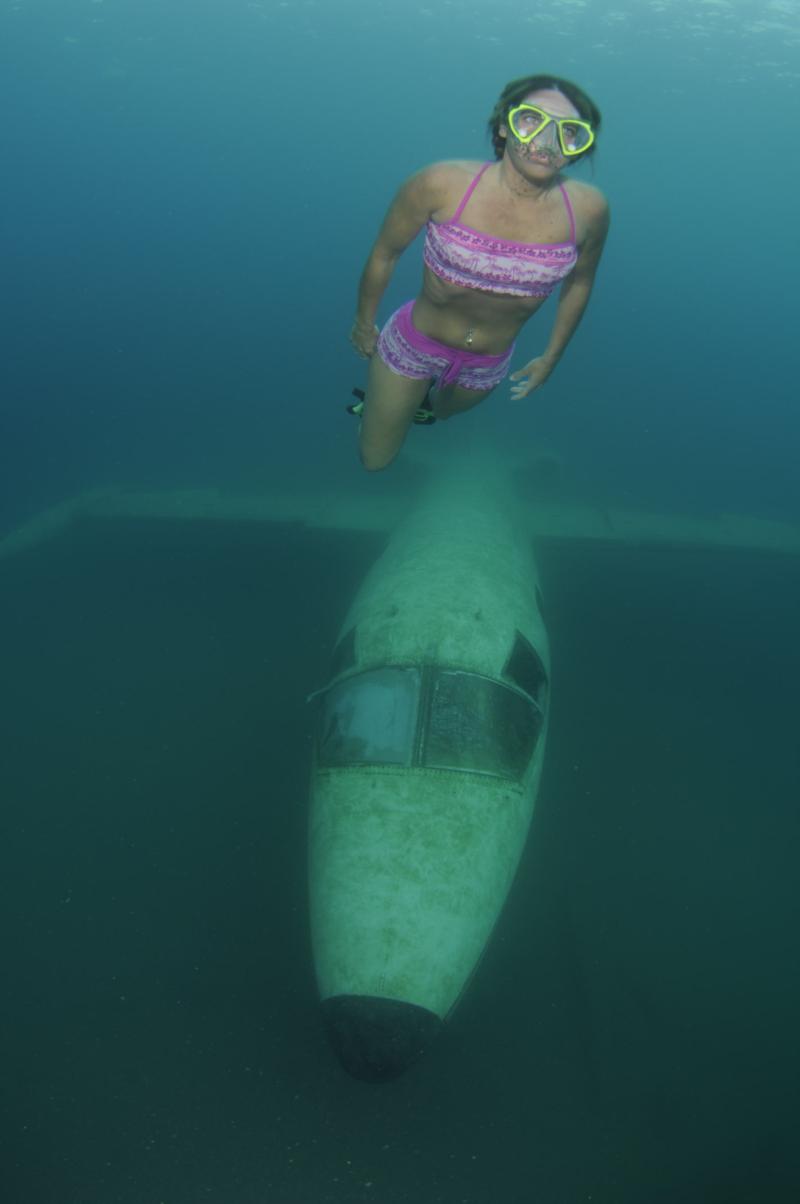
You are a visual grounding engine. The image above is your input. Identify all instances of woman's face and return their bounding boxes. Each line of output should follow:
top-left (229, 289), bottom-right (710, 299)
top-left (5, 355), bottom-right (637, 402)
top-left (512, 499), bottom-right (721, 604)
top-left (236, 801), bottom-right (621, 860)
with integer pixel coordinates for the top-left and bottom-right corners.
top-left (501, 88), bottom-right (582, 176)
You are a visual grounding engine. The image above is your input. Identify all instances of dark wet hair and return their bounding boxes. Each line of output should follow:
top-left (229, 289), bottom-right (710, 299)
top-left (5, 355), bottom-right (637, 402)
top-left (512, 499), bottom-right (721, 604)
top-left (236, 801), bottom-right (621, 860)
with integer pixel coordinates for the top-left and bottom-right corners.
top-left (487, 74), bottom-right (602, 163)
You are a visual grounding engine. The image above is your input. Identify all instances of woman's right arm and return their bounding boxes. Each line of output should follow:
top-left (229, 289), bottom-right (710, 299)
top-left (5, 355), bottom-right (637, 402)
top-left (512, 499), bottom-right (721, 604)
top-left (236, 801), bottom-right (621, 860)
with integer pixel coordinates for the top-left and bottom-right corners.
top-left (351, 164), bottom-right (447, 356)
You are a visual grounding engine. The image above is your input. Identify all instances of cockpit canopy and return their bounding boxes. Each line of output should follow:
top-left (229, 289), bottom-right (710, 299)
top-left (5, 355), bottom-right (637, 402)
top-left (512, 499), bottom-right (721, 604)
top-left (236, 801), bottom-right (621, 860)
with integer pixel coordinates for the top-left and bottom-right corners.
top-left (317, 635), bottom-right (547, 782)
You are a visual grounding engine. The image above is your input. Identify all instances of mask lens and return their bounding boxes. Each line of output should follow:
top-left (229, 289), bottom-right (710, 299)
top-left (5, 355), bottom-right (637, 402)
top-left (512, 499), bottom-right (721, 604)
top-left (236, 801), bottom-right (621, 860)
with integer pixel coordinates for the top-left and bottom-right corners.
top-left (558, 120), bottom-right (593, 155)
top-left (509, 106), bottom-right (548, 142)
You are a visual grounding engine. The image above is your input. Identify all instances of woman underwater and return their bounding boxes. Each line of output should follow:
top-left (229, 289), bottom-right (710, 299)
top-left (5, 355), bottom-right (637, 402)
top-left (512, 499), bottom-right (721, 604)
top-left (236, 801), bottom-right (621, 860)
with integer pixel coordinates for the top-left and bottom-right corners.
top-left (348, 74), bottom-right (610, 471)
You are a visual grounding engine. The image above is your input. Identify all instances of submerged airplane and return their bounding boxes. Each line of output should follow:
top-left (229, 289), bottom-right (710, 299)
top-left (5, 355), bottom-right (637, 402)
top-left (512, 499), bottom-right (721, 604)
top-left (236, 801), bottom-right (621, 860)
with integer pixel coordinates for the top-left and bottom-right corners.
top-left (3, 445), bottom-right (800, 1080)
top-left (309, 459), bottom-right (549, 1080)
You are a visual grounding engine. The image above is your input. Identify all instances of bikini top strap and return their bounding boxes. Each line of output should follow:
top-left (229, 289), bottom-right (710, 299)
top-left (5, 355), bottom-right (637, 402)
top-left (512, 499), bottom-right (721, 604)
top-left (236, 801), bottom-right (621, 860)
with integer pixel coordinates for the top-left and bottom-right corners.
top-left (559, 182), bottom-right (577, 244)
top-left (450, 162), bottom-right (493, 223)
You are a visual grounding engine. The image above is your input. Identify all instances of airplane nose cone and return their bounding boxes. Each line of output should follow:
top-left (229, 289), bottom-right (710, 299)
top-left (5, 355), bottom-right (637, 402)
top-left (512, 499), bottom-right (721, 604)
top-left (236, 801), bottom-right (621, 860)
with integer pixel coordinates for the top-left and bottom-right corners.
top-left (322, 995), bottom-right (443, 1081)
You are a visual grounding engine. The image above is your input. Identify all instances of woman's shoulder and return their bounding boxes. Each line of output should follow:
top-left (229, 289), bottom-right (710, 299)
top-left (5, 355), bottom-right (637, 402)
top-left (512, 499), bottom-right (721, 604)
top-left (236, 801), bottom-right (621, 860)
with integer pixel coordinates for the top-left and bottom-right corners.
top-left (412, 158), bottom-right (486, 196)
top-left (562, 177), bottom-right (609, 224)
top-left (425, 158), bottom-right (487, 178)
top-left (562, 179), bottom-right (610, 252)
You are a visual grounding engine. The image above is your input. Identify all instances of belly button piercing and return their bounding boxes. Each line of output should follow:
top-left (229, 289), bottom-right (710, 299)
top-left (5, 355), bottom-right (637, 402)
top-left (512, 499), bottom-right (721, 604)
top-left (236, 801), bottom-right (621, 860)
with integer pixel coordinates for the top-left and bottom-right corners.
top-left (465, 328), bottom-right (474, 347)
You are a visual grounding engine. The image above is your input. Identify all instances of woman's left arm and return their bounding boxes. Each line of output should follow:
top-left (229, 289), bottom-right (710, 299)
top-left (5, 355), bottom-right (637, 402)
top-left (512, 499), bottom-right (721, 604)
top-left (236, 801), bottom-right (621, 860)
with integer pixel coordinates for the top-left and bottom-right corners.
top-left (510, 188), bottom-right (611, 401)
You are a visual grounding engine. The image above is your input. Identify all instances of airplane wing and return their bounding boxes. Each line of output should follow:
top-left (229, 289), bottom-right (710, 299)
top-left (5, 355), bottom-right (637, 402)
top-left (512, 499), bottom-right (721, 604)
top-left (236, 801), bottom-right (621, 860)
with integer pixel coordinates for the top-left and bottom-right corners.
top-left (2, 484), bottom-right (800, 560)
top-left (526, 499), bottom-right (800, 554)
top-left (0, 485), bottom-right (407, 560)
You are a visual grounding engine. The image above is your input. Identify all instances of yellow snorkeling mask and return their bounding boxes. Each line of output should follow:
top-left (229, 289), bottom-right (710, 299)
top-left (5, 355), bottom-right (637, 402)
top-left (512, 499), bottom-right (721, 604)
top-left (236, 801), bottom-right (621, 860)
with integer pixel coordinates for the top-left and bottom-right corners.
top-left (507, 104), bottom-right (594, 157)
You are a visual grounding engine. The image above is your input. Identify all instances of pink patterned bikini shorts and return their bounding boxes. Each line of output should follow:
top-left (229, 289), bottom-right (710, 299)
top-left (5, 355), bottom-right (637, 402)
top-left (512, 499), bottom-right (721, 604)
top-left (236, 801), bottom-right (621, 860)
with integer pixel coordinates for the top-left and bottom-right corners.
top-left (376, 300), bottom-right (514, 392)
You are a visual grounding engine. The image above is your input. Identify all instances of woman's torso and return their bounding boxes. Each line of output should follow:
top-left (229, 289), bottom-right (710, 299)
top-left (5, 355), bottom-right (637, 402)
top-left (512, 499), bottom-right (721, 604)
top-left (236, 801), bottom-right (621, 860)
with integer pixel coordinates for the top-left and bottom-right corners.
top-left (416, 160), bottom-right (583, 354)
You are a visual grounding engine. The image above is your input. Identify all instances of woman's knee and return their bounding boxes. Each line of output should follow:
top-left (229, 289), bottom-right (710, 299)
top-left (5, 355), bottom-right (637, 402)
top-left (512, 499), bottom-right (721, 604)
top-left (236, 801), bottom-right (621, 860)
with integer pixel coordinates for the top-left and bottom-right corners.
top-left (358, 440), bottom-right (398, 472)
top-left (357, 415), bottom-right (408, 471)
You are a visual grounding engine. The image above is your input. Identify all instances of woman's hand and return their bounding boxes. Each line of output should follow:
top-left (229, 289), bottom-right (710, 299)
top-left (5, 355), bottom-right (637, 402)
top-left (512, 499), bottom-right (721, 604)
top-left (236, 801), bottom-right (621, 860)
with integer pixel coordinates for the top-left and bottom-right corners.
top-left (509, 356), bottom-right (557, 401)
top-left (350, 319), bottom-right (380, 359)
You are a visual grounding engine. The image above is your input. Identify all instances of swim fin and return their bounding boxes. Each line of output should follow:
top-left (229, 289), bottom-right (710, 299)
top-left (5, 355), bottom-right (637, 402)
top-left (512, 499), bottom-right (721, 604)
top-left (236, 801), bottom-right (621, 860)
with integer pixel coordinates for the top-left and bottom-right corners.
top-left (412, 388), bottom-right (437, 425)
top-left (345, 387), bottom-right (366, 418)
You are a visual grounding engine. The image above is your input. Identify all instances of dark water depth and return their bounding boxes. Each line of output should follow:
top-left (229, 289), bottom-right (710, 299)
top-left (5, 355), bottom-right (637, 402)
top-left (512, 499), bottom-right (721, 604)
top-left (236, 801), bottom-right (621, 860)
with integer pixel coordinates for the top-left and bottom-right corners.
top-left (2, 521), bottom-right (799, 1204)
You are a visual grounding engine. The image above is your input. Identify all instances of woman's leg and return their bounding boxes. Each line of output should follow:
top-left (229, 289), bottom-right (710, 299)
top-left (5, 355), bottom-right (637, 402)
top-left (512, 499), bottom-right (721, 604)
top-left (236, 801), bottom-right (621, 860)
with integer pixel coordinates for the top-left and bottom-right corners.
top-left (358, 354), bottom-right (433, 471)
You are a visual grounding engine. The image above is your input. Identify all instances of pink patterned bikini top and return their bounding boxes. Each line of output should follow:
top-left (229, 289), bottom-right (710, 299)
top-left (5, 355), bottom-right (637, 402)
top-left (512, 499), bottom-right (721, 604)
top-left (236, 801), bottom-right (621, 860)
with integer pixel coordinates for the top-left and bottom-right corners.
top-left (423, 162), bottom-right (578, 298)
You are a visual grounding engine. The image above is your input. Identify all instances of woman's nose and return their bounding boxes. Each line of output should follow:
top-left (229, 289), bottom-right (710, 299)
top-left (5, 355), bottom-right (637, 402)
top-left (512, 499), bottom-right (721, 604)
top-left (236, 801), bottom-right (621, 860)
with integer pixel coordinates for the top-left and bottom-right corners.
top-left (533, 122), bottom-right (558, 148)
